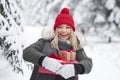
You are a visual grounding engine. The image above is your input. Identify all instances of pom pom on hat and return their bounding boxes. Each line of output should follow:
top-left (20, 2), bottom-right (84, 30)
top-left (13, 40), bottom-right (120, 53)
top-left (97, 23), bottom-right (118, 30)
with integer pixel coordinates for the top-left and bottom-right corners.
top-left (54, 8), bottom-right (75, 31)
top-left (60, 8), bottom-right (69, 14)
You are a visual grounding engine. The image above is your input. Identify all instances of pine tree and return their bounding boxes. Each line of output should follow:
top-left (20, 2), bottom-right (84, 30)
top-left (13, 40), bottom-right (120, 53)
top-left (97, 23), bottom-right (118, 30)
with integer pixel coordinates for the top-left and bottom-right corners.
top-left (0, 0), bottom-right (24, 74)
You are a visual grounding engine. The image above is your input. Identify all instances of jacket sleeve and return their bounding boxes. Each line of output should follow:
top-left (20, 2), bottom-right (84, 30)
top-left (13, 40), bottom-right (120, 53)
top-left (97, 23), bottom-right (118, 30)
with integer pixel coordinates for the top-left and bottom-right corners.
top-left (75, 48), bottom-right (93, 74)
top-left (23, 38), bottom-right (46, 65)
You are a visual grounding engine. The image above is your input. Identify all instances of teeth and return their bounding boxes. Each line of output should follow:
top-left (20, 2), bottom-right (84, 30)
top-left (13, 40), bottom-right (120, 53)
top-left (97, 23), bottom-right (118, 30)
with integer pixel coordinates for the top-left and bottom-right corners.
top-left (61, 34), bottom-right (67, 36)
top-left (61, 34), bottom-right (67, 35)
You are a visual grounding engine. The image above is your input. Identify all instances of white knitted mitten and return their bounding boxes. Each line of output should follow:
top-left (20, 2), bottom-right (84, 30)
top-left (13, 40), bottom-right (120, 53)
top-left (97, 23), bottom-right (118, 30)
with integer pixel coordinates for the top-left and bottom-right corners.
top-left (42, 57), bottom-right (62, 73)
top-left (57, 64), bottom-right (75, 79)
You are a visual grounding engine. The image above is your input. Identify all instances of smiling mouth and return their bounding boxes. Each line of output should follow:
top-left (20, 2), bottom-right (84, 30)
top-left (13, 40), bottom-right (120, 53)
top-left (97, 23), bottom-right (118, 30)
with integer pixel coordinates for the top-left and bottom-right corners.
top-left (60, 33), bottom-right (68, 36)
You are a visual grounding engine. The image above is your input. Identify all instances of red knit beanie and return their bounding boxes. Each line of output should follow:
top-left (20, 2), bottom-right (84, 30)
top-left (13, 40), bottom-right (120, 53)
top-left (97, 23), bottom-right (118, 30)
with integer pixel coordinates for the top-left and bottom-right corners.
top-left (53, 8), bottom-right (75, 31)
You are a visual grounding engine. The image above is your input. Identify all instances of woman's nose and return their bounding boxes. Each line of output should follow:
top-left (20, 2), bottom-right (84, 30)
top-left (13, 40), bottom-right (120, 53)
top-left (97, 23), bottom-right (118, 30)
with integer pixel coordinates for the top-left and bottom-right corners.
top-left (61, 27), bottom-right (67, 32)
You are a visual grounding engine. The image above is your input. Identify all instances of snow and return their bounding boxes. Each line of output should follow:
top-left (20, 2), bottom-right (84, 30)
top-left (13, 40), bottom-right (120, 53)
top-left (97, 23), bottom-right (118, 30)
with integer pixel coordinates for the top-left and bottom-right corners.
top-left (80, 42), bottom-right (120, 80)
top-left (22, 26), bottom-right (120, 80)
top-left (1, 0), bottom-right (120, 80)
top-left (94, 13), bottom-right (105, 23)
top-left (23, 26), bottom-right (44, 48)
top-left (0, 53), bottom-right (24, 80)
top-left (105, 0), bottom-right (115, 10)
top-left (0, 26), bottom-right (120, 80)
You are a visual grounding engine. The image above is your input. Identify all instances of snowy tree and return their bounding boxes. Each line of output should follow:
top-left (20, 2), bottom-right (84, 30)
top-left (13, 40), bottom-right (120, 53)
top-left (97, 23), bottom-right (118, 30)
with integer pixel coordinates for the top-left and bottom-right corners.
top-left (0, 0), bottom-right (24, 74)
top-left (23, 0), bottom-right (82, 26)
top-left (23, 0), bottom-right (120, 43)
top-left (73, 0), bottom-right (120, 42)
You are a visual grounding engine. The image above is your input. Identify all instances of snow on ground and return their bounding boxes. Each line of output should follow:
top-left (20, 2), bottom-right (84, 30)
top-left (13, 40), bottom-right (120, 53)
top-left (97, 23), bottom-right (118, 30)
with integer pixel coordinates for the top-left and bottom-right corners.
top-left (79, 42), bottom-right (120, 80)
top-left (22, 26), bottom-right (120, 80)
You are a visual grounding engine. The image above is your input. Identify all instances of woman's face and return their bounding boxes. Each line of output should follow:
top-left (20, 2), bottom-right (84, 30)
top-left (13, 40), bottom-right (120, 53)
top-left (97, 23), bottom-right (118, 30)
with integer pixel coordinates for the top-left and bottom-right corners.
top-left (57, 24), bottom-right (71, 40)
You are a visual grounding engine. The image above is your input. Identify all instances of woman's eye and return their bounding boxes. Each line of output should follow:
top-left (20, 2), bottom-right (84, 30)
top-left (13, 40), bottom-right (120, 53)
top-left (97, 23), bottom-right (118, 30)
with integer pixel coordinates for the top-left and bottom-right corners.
top-left (58, 26), bottom-right (62, 28)
top-left (66, 27), bottom-right (71, 29)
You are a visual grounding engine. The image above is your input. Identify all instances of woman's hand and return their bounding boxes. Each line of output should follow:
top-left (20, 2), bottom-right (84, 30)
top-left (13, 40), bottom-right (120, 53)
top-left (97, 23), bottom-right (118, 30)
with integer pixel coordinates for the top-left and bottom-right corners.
top-left (42, 57), bottom-right (62, 73)
top-left (57, 64), bottom-right (75, 79)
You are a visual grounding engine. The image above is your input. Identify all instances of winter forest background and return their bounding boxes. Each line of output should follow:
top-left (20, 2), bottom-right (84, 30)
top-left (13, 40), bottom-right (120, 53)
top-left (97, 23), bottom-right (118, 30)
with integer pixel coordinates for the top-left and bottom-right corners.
top-left (0, 0), bottom-right (120, 80)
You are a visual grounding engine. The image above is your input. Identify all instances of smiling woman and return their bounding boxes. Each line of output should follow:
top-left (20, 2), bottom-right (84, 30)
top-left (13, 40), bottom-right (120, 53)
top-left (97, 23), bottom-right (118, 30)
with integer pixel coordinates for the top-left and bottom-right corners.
top-left (57, 25), bottom-right (71, 41)
top-left (23, 8), bottom-right (93, 80)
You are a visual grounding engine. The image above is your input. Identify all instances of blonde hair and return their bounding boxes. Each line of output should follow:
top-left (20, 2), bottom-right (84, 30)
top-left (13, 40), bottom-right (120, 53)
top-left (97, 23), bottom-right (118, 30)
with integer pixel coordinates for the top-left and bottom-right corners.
top-left (50, 28), bottom-right (80, 51)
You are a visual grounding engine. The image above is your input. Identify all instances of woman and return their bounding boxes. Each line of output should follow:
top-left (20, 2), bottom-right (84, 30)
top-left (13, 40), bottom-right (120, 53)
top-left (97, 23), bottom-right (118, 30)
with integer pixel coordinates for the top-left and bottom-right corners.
top-left (23, 8), bottom-right (93, 80)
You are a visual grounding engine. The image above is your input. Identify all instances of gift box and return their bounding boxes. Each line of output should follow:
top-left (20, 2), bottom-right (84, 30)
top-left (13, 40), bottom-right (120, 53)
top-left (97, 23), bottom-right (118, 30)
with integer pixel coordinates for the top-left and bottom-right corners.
top-left (58, 50), bottom-right (76, 61)
top-left (38, 52), bottom-right (78, 75)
